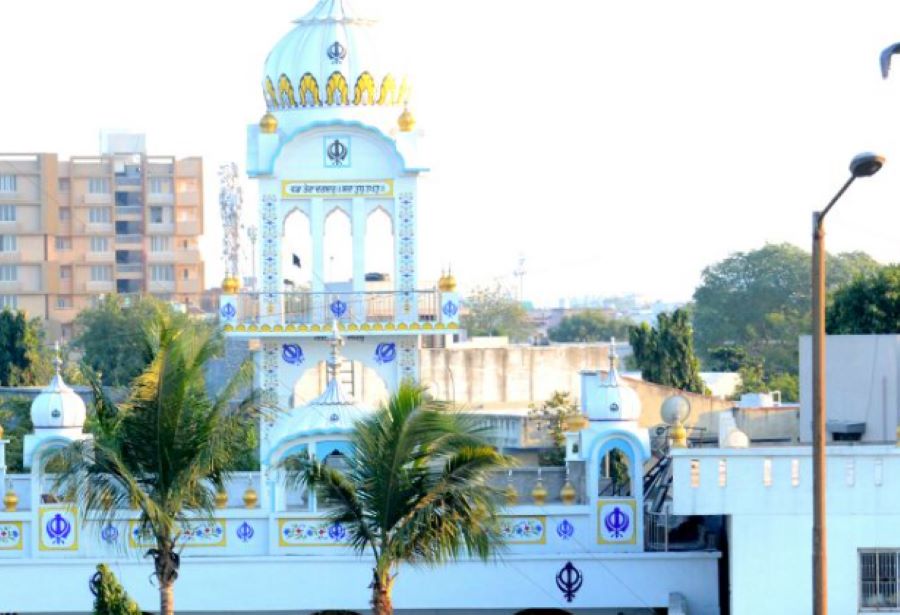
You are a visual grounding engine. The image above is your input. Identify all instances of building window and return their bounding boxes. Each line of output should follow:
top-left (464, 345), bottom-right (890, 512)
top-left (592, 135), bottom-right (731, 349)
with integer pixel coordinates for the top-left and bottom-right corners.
top-left (149, 177), bottom-right (172, 194)
top-left (60, 266), bottom-right (72, 279)
top-left (90, 236), bottom-right (108, 252)
top-left (0, 295), bottom-right (16, 309)
top-left (149, 207), bottom-right (164, 224)
top-left (150, 236), bottom-right (171, 252)
top-left (89, 207), bottom-right (111, 223)
top-left (0, 205), bottom-right (15, 222)
top-left (861, 550), bottom-right (900, 609)
top-left (59, 207), bottom-right (71, 222)
top-left (0, 175), bottom-right (17, 193)
top-left (182, 268), bottom-right (189, 280)
top-left (55, 237), bottom-right (72, 250)
top-left (150, 265), bottom-right (174, 282)
top-left (58, 178), bottom-right (70, 192)
top-left (0, 236), bottom-right (17, 252)
top-left (176, 178), bottom-right (198, 193)
top-left (90, 265), bottom-right (112, 281)
top-left (0, 265), bottom-right (17, 282)
top-left (56, 296), bottom-right (73, 309)
top-left (88, 177), bottom-right (110, 194)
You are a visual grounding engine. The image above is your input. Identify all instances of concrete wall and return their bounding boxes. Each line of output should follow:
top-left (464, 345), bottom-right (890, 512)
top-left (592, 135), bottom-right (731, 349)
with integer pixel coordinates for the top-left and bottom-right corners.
top-left (800, 335), bottom-right (900, 443)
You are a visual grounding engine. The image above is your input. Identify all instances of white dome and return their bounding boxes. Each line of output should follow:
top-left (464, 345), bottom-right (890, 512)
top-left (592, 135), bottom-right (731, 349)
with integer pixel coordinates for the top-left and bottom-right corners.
top-left (580, 345), bottom-right (642, 421)
top-left (286, 376), bottom-right (372, 437)
top-left (262, 0), bottom-right (410, 111)
top-left (30, 371), bottom-right (86, 431)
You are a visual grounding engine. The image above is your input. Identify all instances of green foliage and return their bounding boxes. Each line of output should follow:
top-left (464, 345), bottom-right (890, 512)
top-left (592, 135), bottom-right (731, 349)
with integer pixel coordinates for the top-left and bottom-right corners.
top-left (55, 312), bottom-right (262, 615)
top-left (284, 383), bottom-right (511, 614)
top-left (528, 391), bottom-right (579, 466)
top-left (827, 264), bottom-right (900, 334)
top-left (0, 309), bottom-right (53, 386)
top-left (90, 564), bottom-right (141, 615)
top-left (692, 243), bottom-right (881, 375)
top-left (547, 309), bottom-right (633, 343)
top-left (629, 308), bottom-right (706, 394)
top-left (73, 295), bottom-right (183, 387)
top-left (0, 397), bottom-right (33, 472)
top-left (461, 285), bottom-right (534, 342)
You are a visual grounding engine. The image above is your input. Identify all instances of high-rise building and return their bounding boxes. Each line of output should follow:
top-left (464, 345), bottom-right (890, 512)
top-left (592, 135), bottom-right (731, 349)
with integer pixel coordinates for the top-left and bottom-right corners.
top-left (0, 133), bottom-right (205, 338)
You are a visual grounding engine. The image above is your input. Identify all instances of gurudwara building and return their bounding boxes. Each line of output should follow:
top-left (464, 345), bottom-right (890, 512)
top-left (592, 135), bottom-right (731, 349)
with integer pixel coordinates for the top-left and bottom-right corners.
top-left (0, 1), bottom-right (722, 613)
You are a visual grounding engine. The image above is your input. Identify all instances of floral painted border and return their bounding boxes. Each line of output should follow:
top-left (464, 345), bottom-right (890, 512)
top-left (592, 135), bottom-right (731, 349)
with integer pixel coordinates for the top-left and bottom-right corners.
top-left (500, 515), bottom-right (546, 545)
top-left (278, 518), bottom-right (350, 547)
top-left (0, 521), bottom-right (23, 550)
top-left (129, 520), bottom-right (226, 548)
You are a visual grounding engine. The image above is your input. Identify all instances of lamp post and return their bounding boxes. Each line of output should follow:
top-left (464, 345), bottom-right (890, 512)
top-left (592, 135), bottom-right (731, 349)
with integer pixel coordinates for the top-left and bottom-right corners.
top-left (812, 152), bottom-right (884, 615)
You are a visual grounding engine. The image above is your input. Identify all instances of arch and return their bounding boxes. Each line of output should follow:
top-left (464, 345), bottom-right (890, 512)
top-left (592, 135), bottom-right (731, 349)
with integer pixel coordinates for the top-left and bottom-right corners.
top-left (326, 71), bottom-right (350, 105)
top-left (599, 445), bottom-right (632, 496)
top-left (282, 208), bottom-right (312, 292)
top-left (353, 71), bottom-right (377, 105)
top-left (264, 77), bottom-right (278, 110)
top-left (324, 207), bottom-right (352, 284)
top-left (365, 207), bottom-right (394, 287)
top-left (292, 359), bottom-right (389, 408)
top-left (299, 72), bottom-right (321, 107)
top-left (377, 74), bottom-right (396, 105)
top-left (397, 77), bottom-right (411, 105)
top-left (278, 74), bottom-right (297, 108)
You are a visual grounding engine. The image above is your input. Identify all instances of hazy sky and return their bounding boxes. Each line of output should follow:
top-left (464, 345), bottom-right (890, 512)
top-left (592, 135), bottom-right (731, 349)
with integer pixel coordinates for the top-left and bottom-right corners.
top-left (3, 0), bottom-right (900, 305)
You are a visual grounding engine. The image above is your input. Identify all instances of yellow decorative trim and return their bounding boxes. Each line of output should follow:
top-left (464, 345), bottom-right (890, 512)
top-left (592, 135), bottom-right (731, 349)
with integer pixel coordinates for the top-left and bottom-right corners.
top-left (311, 324), bottom-right (321, 332)
top-left (448, 323), bottom-right (459, 330)
top-left (435, 323), bottom-right (446, 330)
top-left (373, 323), bottom-right (384, 331)
top-left (264, 77), bottom-right (278, 109)
top-left (338, 323), bottom-right (346, 331)
top-left (261, 325), bottom-right (272, 332)
top-left (398, 323), bottom-right (408, 330)
top-left (423, 323), bottom-right (433, 330)
top-left (129, 520), bottom-right (227, 549)
top-left (353, 71), bottom-right (376, 105)
top-left (298, 72), bottom-right (321, 107)
top-left (397, 77), bottom-right (411, 105)
top-left (286, 324), bottom-right (297, 331)
top-left (299, 325), bottom-right (309, 332)
top-left (361, 324), bottom-right (371, 331)
top-left (385, 323), bottom-right (395, 331)
top-left (274, 325), bottom-right (284, 332)
top-left (278, 74), bottom-right (297, 108)
top-left (223, 325), bottom-right (234, 332)
top-left (277, 518), bottom-right (347, 548)
top-left (348, 323), bottom-right (359, 331)
top-left (410, 323), bottom-right (421, 330)
top-left (236, 324), bottom-right (246, 332)
top-left (377, 74), bottom-right (396, 105)
top-left (326, 71), bottom-right (349, 106)
top-left (0, 520), bottom-right (23, 550)
top-left (248, 325), bottom-right (259, 332)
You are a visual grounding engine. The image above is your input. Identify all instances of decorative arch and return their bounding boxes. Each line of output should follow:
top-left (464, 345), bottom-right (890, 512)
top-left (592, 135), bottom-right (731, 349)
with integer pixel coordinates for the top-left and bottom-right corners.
top-left (397, 77), bottom-right (411, 105)
top-left (377, 74), bottom-right (396, 105)
top-left (323, 206), bottom-right (352, 283)
top-left (326, 71), bottom-right (350, 105)
top-left (365, 207), bottom-right (394, 283)
top-left (353, 71), bottom-right (376, 105)
top-left (264, 77), bottom-right (278, 110)
top-left (299, 72), bottom-right (321, 107)
top-left (282, 208), bottom-right (312, 291)
top-left (592, 436), bottom-right (640, 498)
top-left (278, 74), bottom-right (297, 108)
top-left (292, 358), bottom-right (389, 408)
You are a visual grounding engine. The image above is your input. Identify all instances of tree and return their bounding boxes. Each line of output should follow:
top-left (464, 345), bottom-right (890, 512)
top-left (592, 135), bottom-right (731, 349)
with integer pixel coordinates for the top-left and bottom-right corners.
top-left (55, 312), bottom-right (260, 615)
top-left (528, 391), bottom-right (580, 466)
top-left (547, 309), bottom-right (633, 343)
top-left (461, 285), bottom-right (534, 341)
top-left (0, 397), bottom-right (33, 472)
top-left (629, 308), bottom-right (706, 394)
top-left (827, 264), bottom-right (900, 334)
top-left (0, 309), bottom-right (52, 386)
top-left (90, 564), bottom-right (141, 615)
top-left (73, 295), bottom-right (181, 387)
top-left (285, 383), bottom-right (510, 615)
top-left (692, 243), bottom-right (880, 375)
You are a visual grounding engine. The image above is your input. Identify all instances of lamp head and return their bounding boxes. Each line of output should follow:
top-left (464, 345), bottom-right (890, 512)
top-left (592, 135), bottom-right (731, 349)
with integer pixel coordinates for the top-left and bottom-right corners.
top-left (850, 152), bottom-right (885, 178)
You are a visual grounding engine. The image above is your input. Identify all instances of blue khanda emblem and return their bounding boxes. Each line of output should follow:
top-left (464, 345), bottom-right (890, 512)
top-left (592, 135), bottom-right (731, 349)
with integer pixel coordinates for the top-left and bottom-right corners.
top-left (330, 298), bottom-right (348, 318)
top-left (101, 524), bottom-right (119, 544)
top-left (328, 522), bottom-right (347, 541)
top-left (374, 342), bottom-right (396, 364)
top-left (47, 513), bottom-right (72, 545)
top-left (237, 521), bottom-right (254, 543)
top-left (442, 300), bottom-right (459, 318)
top-left (282, 343), bottom-right (305, 366)
top-left (556, 519), bottom-right (574, 540)
top-left (604, 506), bottom-right (630, 539)
top-left (220, 303), bottom-right (236, 320)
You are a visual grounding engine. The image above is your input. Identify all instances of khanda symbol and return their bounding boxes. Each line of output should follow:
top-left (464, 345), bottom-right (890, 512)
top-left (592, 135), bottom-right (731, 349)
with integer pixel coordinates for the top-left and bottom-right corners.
top-left (555, 561), bottom-right (583, 603)
top-left (47, 513), bottom-right (72, 545)
top-left (604, 506), bottom-right (630, 538)
top-left (327, 41), bottom-right (347, 64)
top-left (327, 139), bottom-right (348, 166)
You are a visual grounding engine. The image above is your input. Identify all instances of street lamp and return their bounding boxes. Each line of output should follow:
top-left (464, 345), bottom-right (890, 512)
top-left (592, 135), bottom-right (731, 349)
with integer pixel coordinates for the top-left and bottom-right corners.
top-left (812, 151), bottom-right (884, 615)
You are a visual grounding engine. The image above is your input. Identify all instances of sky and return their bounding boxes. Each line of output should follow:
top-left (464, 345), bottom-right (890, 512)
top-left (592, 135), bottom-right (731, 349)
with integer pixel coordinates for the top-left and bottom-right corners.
top-left (3, 0), bottom-right (900, 306)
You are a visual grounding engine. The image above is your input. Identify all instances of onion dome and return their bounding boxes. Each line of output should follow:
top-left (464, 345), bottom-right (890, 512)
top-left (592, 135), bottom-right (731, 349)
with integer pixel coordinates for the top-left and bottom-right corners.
top-left (30, 351), bottom-right (86, 431)
top-left (437, 270), bottom-right (457, 292)
top-left (397, 104), bottom-right (416, 132)
top-left (585, 340), bottom-right (641, 421)
top-left (262, 0), bottom-right (410, 110)
top-left (222, 276), bottom-right (240, 294)
top-left (259, 112), bottom-right (279, 134)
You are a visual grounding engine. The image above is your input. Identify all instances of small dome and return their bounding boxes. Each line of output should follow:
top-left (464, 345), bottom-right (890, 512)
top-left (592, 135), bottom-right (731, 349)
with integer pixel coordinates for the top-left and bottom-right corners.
top-left (222, 276), bottom-right (240, 294)
top-left (31, 365), bottom-right (86, 431)
top-left (262, 0), bottom-right (410, 111)
top-left (437, 271), bottom-right (456, 292)
top-left (259, 112), bottom-right (279, 134)
top-left (397, 104), bottom-right (416, 132)
top-left (581, 341), bottom-right (641, 421)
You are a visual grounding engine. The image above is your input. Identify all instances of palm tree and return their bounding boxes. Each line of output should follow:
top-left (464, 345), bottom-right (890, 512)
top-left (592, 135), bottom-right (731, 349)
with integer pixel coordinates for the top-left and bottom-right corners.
top-left (285, 383), bottom-right (511, 615)
top-left (56, 311), bottom-right (260, 615)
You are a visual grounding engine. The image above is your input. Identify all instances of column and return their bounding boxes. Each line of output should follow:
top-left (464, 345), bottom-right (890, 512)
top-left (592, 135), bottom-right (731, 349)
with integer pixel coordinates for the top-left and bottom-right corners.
top-left (310, 199), bottom-right (325, 322)
top-left (351, 198), bottom-right (367, 323)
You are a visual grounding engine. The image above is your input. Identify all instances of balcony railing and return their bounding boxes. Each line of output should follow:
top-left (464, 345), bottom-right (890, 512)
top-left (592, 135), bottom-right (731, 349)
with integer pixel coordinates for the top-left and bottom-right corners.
top-left (116, 263), bottom-right (143, 274)
top-left (116, 234), bottom-right (142, 245)
top-left (228, 290), bottom-right (440, 325)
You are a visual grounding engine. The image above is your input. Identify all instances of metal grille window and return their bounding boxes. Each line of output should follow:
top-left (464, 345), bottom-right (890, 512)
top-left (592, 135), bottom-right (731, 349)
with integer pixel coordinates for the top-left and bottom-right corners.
top-left (88, 177), bottom-right (110, 194)
top-left (90, 265), bottom-right (112, 282)
top-left (0, 205), bottom-right (16, 222)
top-left (150, 236), bottom-right (171, 252)
top-left (0, 175), bottom-right (17, 193)
top-left (861, 550), bottom-right (900, 610)
top-left (0, 235), bottom-right (17, 252)
top-left (150, 265), bottom-right (174, 282)
top-left (89, 207), bottom-right (111, 223)
top-left (90, 237), bottom-right (108, 252)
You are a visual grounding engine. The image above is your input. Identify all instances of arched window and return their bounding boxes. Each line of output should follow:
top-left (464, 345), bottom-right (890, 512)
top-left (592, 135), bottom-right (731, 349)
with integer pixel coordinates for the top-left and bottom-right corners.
top-left (599, 446), bottom-right (632, 497)
top-left (323, 207), bottom-right (352, 284)
top-left (299, 72), bottom-right (321, 107)
top-left (278, 74), bottom-right (297, 108)
top-left (326, 71), bottom-right (350, 105)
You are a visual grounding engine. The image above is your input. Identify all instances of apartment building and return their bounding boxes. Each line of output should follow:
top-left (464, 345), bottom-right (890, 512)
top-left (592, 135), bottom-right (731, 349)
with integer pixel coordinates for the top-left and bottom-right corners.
top-left (0, 134), bottom-right (205, 338)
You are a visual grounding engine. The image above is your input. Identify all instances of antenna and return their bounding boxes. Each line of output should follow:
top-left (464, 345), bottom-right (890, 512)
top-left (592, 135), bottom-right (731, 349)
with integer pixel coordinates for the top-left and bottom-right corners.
top-left (513, 254), bottom-right (527, 302)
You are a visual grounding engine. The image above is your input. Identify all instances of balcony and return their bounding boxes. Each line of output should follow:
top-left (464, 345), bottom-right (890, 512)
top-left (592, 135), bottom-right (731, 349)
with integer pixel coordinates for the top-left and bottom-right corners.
top-left (0, 251), bottom-right (20, 263)
top-left (147, 222), bottom-right (175, 234)
top-left (85, 251), bottom-right (114, 263)
top-left (115, 234), bottom-right (142, 245)
top-left (148, 192), bottom-right (174, 205)
top-left (147, 251), bottom-right (174, 263)
top-left (85, 222), bottom-right (113, 234)
top-left (86, 280), bottom-right (115, 293)
top-left (115, 206), bottom-right (142, 220)
top-left (174, 248), bottom-right (201, 263)
top-left (177, 278), bottom-right (201, 293)
top-left (148, 280), bottom-right (175, 293)
top-left (176, 220), bottom-right (201, 235)
top-left (82, 193), bottom-right (112, 205)
top-left (115, 263), bottom-right (143, 275)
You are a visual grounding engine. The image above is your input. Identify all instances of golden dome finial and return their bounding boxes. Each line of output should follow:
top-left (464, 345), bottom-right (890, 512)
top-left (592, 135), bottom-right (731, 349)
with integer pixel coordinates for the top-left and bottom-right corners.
top-left (398, 103), bottom-right (416, 132)
top-left (438, 266), bottom-right (457, 292)
top-left (222, 276), bottom-right (240, 294)
top-left (260, 112), bottom-right (278, 134)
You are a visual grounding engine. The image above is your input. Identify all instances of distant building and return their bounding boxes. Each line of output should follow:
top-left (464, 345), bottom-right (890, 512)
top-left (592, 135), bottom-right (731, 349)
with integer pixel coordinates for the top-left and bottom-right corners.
top-left (0, 133), bottom-right (204, 338)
